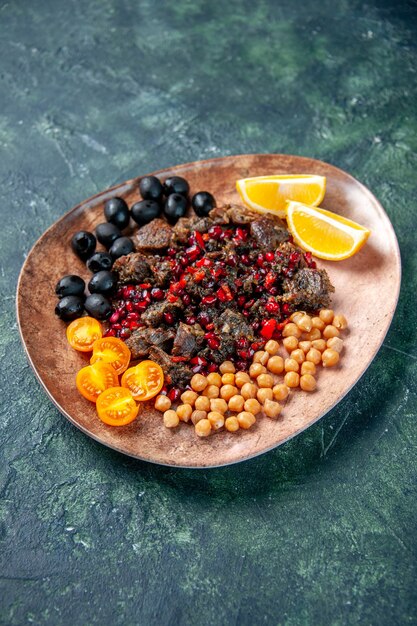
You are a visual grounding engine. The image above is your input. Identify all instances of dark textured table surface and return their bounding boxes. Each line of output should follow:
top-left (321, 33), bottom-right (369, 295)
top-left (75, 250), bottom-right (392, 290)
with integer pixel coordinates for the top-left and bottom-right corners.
top-left (1, 1), bottom-right (417, 625)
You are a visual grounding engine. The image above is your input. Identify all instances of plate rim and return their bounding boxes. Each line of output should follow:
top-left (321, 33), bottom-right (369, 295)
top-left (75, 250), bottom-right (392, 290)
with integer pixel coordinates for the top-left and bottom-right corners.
top-left (16, 153), bottom-right (402, 468)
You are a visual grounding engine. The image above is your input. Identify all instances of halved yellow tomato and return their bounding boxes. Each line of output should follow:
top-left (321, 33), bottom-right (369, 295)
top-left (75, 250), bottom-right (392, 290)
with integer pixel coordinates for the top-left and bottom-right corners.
top-left (90, 337), bottom-right (131, 375)
top-left (76, 362), bottom-right (119, 403)
top-left (121, 360), bottom-right (164, 401)
top-left (66, 317), bottom-right (102, 352)
top-left (96, 387), bottom-right (139, 426)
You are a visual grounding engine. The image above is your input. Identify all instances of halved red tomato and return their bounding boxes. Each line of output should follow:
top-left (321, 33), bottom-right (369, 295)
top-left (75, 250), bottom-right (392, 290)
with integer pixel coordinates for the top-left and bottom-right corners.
top-left (66, 317), bottom-right (102, 352)
top-left (121, 360), bottom-right (164, 401)
top-left (90, 337), bottom-right (131, 375)
top-left (76, 362), bottom-right (119, 403)
top-left (96, 387), bottom-right (139, 426)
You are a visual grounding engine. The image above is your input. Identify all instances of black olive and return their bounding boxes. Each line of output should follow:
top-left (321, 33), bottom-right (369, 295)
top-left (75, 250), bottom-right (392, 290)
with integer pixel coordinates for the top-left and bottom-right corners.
top-left (164, 193), bottom-right (188, 223)
top-left (55, 275), bottom-right (85, 298)
top-left (130, 200), bottom-right (161, 226)
top-left (163, 176), bottom-right (189, 198)
top-left (87, 252), bottom-right (113, 273)
top-left (109, 237), bottom-right (134, 259)
top-left (71, 231), bottom-right (96, 261)
top-left (95, 223), bottom-right (122, 249)
top-left (104, 197), bottom-right (130, 229)
top-left (55, 295), bottom-right (85, 321)
top-left (191, 191), bottom-right (216, 217)
top-left (139, 176), bottom-right (164, 203)
top-left (88, 271), bottom-right (117, 296)
top-left (84, 294), bottom-right (112, 320)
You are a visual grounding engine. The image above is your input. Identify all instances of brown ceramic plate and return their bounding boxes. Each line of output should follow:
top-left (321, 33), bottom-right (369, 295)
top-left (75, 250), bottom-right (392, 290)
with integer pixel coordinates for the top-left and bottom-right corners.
top-left (17, 154), bottom-right (401, 467)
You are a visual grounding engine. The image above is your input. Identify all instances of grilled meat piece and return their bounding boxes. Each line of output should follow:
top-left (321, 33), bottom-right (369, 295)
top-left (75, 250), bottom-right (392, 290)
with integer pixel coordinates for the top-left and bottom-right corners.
top-left (172, 323), bottom-right (201, 358)
top-left (172, 218), bottom-right (192, 244)
top-left (215, 308), bottom-right (255, 341)
top-left (148, 346), bottom-right (192, 387)
top-left (141, 300), bottom-right (183, 326)
top-left (147, 257), bottom-right (173, 287)
top-left (125, 327), bottom-right (175, 360)
top-left (225, 204), bottom-right (260, 224)
top-left (282, 268), bottom-right (334, 310)
top-left (250, 215), bottom-right (290, 250)
top-left (134, 219), bottom-right (173, 251)
top-left (208, 207), bottom-right (230, 224)
top-left (112, 253), bottom-right (151, 285)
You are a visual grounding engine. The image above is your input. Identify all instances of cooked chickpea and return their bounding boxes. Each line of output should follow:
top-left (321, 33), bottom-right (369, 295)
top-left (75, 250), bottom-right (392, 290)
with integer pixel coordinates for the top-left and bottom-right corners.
top-left (257, 388), bottom-right (274, 404)
top-left (283, 336), bottom-right (299, 352)
top-left (181, 390), bottom-right (198, 406)
top-left (290, 311), bottom-right (305, 323)
top-left (237, 411), bottom-right (256, 429)
top-left (249, 362), bottom-right (267, 378)
top-left (301, 361), bottom-right (316, 376)
top-left (267, 355), bottom-right (284, 374)
top-left (311, 339), bottom-right (326, 352)
top-left (296, 314), bottom-right (312, 332)
top-left (210, 398), bottom-right (228, 414)
top-left (257, 373), bottom-right (274, 388)
top-left (300, 374), bottom-right (317, 391)
top-left (285, 358), bottom-right (299, 373)
top-left (327, 337), bottom-right (344, 353)
top-left (319, 309), bottom-right (334, 324)
top-left (323, 325), bottom-right (340, 339)
top-left (195, 418), bottom-right (212, 437)
top-left (322, 349), bottom-right (340, 367)
top-left (163, 410), bottom-right (180, 428)
top-left (273, 384), bottom-right (289, 401)
top-left (290, 349), bottom-right (305, 364)
top-left (332, 314), bottom-right (348, 330)
top-left (202, 384), bottom-right (220, 399)
top-left (265, 340), bottom-right (280, 356)
top-left (221, 372), bottom-right (235, 385)
top-left (298, 340), bottom-right (312, 353)
top-left (155, 395), bottom-right (171, 412)
top-left (241, 382), bottom-right (258, 400)
top-left (228, 394), bottom-right (245, 413)
top-left (235, 371), bottom-right (251, 388)
top-left (207, 372), bottom-right (222, 387)
top-left (220, 384), bottom-right (238, 401)
top-left (253, 350), bottom-right (269, 365)
top-left (284, 371), bottom-right (300, 388)
top-left (302, 328), bottom-right (322, 341)
top-left (244, 398), bottom-right (261, 415)
top-left (195, 395), bottom-right (210, 412)
top-left (219, 361), bottom-right (235, 374)
top-left (306, 348), bottom-right (322, 365)
top-left (225, 416), bottom-right (240, 432)
top-left (191, 374), bottom-right (208, 392)
top-left (282, 323), bottom-right (302, 338)
top-left (176, 403), bottom-right (193, 422)
top-left (207, 411), bottom-right (225, 430)
top-left (191, 410), bottom-right (207, 425)
top-left (311, 316), bottom-right (325, 331)
top-left (263, 399), bottom-right (282, 419)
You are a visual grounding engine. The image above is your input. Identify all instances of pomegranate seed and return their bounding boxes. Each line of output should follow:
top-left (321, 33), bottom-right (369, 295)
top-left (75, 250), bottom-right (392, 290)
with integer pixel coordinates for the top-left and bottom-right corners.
top-left (268, 287), bottom-right (278, 296)
top-left (265, 301), bottom-right (280, 314)
top-left (111, 323), bottom-right (122, 331)
top-left (134, 300), bottom-right (148, 311)
top-left (167, 294), bottom-right (179, 303)
top-left (182, 293), bottom-right (191, 305)
top-left (185, 315), bottom-right (197, 325)
top-left (126, 312), bottom-right (140, 321)
top-left (207, 337), bottom-right (220, 350)
top-left (125, 301), bottom-right (134, 312)
top-left (256, 253), bottom-right (265, 267)
top-left (119, 328), bottom-right (131, 339)
top-left (104, 328), bottom-right (116, 337)
top-left (217, 284), bottom-right (233, 302)
top-left (205, 323), bottom-right (215, 331)
top-left (129, 321), bottom-right (140, 331)
top-left (226, 255), bottom-right (237, 267)
top-left (196, 257), bottom-right (212, 268)
top-left (139, 283), bottom-right (152, 289)
top-left (208, 225), bottom-right (222, 239)
top-left (237, 296), bottom-right (246, 307)
top-left (201, 295), bottom-right (217, 306)
top-left (185, 245), bottom-right (201, 262)
top-left (194, 270), bottom-right (205, 282)
top-left (109, 311), bottom-right (120, 324)
top-left (190, 356), bottom-right (208, 366)
top-left (167, 247), bottom-right (177, 257)
top-left (235, 360), bottom-right (248, 371)
top-left (197, 312), bottom-right (211, 327)
top-left (208, 363), bottom-right (218, 373)
top-left (260, 319), bottom-right (277, 340)
top-left (122, 285), bottom-right (135, 299)
top-left (237, 349), bottom-right (249, 360)
top-left (192, 364), bottom-right (203, 374)
top-left (151, 288), bottom-right (164, 301)
top-left (290, 251), bottom-right (300, 264)
top-left (264, 271), bottom-right (277, 289)
top-left (121, 319), bottom-right (130, 327)
top-left (265, 251), bottom-right (275, 262)
top-left (163, 312), bottom-right (174, 325)
top-left (168, 388), bottom-right (181, 402)
top-left (235, 227), bottom-right (248, 241)
top-left (244, 299), bottom-right (255, 309)
top-left (194, 231), bottom-right (205, 248)
top-left (236, 337), bottom-right (249, 349)
top-left (241, 254), bottom-right (250, 265)
top-left (282, 303), bottom-right (291, 316)
top-left (251, 320), bottom-right (261, 331)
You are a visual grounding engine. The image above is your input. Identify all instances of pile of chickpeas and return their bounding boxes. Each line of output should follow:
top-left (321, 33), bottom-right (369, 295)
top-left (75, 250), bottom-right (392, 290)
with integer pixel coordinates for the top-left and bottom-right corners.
top-left (154, 309), bottom-right (348, 437)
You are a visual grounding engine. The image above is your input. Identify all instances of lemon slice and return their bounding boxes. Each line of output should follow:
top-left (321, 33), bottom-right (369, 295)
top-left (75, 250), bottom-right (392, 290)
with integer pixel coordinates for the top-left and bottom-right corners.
top-left (286, 201), bottom-right (371, 260)
top-left (236, 174), bottom-right (326, 218)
